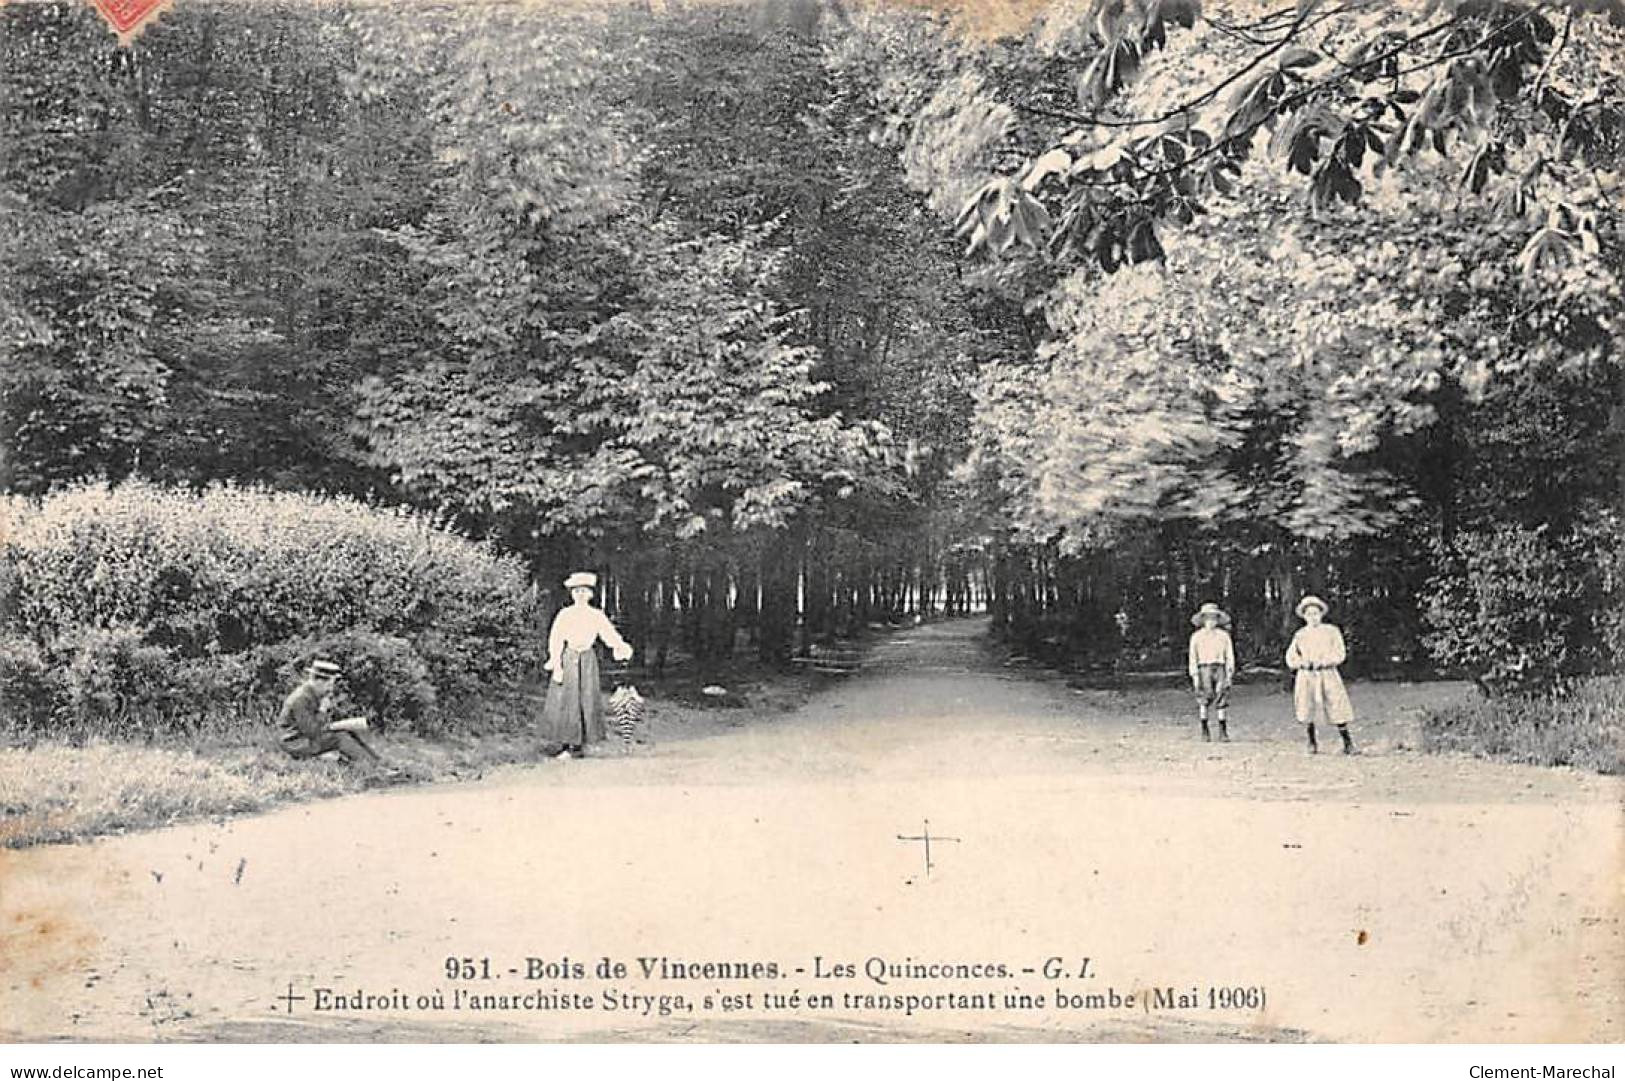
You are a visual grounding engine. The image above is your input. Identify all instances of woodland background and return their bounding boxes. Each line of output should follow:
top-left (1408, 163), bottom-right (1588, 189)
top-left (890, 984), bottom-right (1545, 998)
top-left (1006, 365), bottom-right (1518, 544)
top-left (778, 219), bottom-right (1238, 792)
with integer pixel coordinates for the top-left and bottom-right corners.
top-left (2, 0), bottom-right (1622, 748)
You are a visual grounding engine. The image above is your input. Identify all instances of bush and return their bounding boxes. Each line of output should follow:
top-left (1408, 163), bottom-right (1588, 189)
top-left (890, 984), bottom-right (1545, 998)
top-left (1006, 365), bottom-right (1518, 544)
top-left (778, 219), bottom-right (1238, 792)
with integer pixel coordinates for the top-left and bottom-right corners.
top-left (60, 626), bottom-right (179, 736)
top-left (1420, 523), bottom-right (1600, 695)
top-left (0, 635), bottom-right (61, 731)
top-left (164, 651), bottom-right (265, 732)
top-left (1421, 676), bottom-right (1625, 774)
top-left (1575, 511), bottom-right (1625, 671)
top-left (1, 480), bottom-right (541, 737)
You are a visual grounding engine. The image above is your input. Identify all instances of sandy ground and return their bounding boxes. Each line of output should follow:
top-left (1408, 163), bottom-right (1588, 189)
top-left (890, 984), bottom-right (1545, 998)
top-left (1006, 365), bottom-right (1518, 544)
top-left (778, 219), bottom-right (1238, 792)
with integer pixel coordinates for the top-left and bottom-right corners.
top-left (2, 618), bottom-right (1620, 1044)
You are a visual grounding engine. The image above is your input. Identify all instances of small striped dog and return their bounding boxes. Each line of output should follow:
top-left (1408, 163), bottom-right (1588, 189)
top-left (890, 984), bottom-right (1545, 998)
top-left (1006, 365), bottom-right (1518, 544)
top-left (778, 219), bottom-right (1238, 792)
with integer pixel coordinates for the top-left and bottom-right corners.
top-left (606, 684), bottom-right (646, 752)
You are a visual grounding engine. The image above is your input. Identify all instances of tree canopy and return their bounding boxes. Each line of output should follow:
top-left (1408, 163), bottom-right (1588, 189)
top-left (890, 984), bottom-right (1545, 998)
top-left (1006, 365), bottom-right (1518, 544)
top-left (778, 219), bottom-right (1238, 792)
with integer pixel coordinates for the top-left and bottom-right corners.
top-left (2, 0), bottom-right (1619, 687)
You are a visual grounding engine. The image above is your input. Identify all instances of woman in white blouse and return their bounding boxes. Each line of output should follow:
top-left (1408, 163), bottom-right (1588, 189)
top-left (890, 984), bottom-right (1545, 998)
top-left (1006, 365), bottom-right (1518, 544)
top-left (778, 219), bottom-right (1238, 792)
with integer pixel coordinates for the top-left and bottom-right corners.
top-left (1285, 595), bottom-right (1355, 754)
top-left (540, 571), bottom-right (634, 759)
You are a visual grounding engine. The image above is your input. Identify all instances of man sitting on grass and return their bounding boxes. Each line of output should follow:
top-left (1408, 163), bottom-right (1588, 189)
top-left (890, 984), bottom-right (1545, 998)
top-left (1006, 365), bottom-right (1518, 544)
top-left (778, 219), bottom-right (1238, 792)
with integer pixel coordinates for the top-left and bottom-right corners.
top-left (278, 659), bottom-right (397, 776)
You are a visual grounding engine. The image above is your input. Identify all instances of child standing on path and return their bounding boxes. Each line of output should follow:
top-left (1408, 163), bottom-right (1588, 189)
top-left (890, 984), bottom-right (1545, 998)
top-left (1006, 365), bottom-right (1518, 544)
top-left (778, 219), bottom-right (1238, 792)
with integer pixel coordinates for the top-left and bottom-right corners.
top-left (1286, 595), bottom-right (1355, 754)
top-left (1188, 602), bottom-right (1236, 742)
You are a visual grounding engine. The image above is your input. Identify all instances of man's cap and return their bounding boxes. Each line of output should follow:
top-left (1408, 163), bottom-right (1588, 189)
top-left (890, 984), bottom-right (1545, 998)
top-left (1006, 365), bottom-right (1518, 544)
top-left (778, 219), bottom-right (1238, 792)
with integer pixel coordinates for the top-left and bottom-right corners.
top-left (564, 571), bottom-right (598, 590)
top-left (311, 659), bottom-right (342, 677)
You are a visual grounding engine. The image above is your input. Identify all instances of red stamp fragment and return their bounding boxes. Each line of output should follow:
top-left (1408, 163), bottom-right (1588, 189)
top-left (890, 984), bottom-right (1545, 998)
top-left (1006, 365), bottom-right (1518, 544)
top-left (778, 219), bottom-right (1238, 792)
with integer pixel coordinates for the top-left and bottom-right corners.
top-left (86, 0), bottom-right (175, 45)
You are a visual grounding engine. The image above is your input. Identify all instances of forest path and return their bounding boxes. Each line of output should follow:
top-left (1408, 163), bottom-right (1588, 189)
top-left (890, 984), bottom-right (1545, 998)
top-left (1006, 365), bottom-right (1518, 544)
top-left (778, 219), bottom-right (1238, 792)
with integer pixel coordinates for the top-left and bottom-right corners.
top-left (3, 618), bottom-right (1620, 1044)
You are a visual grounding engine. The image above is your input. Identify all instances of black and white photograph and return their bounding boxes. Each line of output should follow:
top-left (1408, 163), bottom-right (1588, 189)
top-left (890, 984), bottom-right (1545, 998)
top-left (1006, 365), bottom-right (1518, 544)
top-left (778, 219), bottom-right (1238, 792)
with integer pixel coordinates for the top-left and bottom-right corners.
top-left (0, 0), bottom-right (1622, 1057)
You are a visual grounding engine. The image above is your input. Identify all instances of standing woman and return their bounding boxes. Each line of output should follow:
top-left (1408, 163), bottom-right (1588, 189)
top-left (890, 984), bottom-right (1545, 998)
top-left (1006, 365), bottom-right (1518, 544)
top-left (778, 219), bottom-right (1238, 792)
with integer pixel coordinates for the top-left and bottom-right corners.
top-left (1285, 595), bottom-right (1355, 754)
top-left (540, 572), bottom-right (634, 759)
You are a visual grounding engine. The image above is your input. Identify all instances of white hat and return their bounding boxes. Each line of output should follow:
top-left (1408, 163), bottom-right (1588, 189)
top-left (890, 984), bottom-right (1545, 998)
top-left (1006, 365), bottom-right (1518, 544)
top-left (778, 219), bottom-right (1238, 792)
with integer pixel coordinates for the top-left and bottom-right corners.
top-left (1191, 602), bottom-right (1231, 628)
top-left (1295, 595), bottom-right (1329, 618)
top-left (564, 571), bottom-right (597, 590)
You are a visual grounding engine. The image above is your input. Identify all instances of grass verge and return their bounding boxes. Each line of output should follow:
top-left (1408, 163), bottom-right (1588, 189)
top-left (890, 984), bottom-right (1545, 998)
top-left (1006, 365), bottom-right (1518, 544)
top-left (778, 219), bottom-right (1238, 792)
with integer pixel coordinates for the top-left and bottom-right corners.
top-left (0, 661), bottom-right (818, 848)
top-left (1420, 675), bottom-right (1625, 774)
top-left (0, 734), bottom-right (538, 848)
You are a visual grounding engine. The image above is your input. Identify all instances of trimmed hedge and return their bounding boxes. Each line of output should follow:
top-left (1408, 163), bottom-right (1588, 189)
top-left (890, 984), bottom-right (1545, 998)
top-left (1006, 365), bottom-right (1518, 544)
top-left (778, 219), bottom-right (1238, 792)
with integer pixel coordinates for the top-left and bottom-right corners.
top-left (1, 480), bottom-right (541, 737)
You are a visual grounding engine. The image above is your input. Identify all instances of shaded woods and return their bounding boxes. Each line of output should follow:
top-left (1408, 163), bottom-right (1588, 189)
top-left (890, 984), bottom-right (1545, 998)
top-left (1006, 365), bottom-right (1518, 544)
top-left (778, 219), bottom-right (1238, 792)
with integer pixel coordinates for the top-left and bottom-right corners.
top-left (2, 0), bottom-right (1622, 697)
top-left (0, 0), bottom-right (1006, 682)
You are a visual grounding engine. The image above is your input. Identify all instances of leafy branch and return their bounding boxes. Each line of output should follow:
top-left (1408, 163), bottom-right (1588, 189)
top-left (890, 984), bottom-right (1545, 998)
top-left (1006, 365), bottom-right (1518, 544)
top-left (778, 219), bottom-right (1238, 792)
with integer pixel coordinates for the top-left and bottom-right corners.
top-left (957, 0), bottom-right (1599, 278)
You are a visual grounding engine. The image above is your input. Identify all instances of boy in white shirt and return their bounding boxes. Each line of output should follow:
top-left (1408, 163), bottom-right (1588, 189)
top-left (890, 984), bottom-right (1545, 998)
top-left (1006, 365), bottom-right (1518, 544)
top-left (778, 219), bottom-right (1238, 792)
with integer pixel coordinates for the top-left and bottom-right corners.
top-left (1188, 602), bottom-right (1236, 742)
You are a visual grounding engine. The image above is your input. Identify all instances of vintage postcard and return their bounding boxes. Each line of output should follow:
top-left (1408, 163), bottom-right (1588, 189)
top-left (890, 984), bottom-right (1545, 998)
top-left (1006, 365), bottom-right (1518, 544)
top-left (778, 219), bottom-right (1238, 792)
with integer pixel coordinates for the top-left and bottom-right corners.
top-left (0, 0), bottom-right (1621, 1052)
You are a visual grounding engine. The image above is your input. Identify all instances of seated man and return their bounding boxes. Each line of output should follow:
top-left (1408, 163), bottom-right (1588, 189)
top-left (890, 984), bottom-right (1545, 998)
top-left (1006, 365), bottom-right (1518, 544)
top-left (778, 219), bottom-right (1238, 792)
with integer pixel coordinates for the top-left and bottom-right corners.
top-left (277, 659), bottom-right (387, 769)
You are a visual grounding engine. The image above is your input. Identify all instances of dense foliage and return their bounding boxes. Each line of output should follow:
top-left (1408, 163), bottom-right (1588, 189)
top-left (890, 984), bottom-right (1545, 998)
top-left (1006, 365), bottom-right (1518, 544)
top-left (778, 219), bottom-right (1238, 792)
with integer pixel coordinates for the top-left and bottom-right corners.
top-left (0, 0), bottom-right (1004, 677)
top-left (2, 0), bottom-right (1620, 705)
top-left (0, 481), bottom-right (540, 735)
top-left (829, 0), bottom-right (1624, 678)
top-left (1422, 516), bottom-right (1623, 693)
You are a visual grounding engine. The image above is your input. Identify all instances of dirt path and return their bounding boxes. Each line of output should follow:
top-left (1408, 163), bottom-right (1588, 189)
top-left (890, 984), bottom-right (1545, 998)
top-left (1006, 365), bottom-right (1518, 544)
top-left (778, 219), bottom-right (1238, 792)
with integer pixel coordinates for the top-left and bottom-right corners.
top-left (3, 619), bottom-right (1620, 1043)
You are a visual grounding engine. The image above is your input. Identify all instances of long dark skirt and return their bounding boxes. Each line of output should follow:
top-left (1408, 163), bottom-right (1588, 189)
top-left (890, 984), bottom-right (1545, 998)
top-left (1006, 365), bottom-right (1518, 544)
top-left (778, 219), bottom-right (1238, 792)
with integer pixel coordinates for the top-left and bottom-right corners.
top-left (539, 646), bottom-right (606, 748)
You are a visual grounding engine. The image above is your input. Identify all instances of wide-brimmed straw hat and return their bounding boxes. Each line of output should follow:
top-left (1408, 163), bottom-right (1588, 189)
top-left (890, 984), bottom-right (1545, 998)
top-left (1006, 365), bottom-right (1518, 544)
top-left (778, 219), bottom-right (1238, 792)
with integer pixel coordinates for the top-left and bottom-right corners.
top-left (564, 571), bottom-right (598, 591)
top-left (310, 659), bottom-right (342, 678)
top-left (1190, 602), bottom-right (1231, 628)
top-left (1295, 595), bottom-right (1329, 618)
